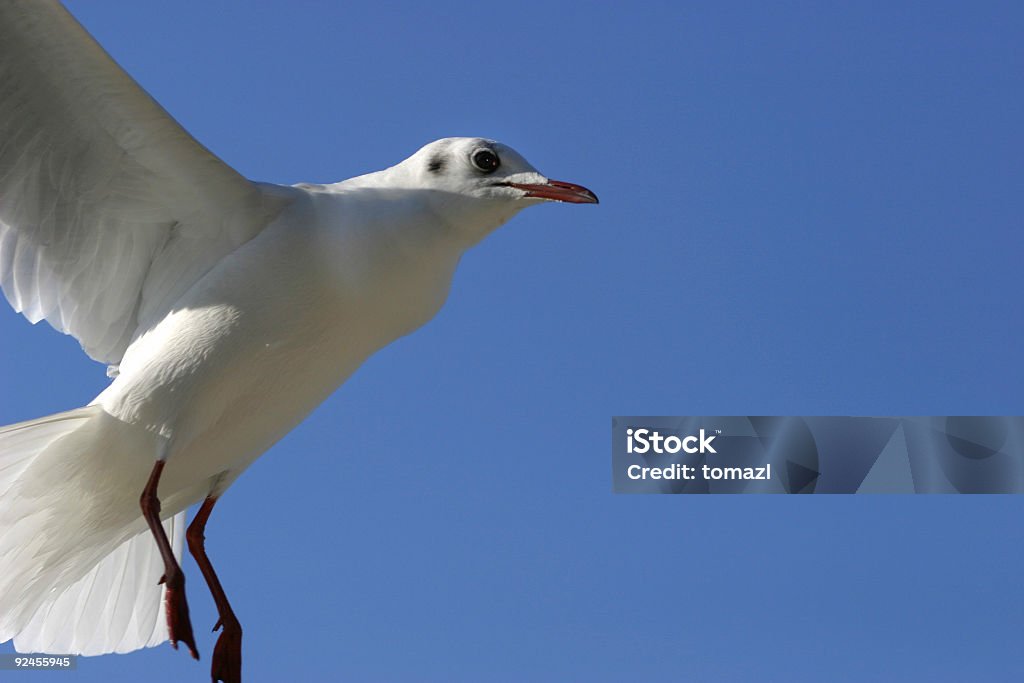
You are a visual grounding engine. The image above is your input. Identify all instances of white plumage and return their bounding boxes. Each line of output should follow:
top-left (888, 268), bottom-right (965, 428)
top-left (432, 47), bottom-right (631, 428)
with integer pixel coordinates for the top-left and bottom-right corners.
top-left (0, 2), bottom-right (285, 367)
top-left (0, 0), bottom-right (596, 672)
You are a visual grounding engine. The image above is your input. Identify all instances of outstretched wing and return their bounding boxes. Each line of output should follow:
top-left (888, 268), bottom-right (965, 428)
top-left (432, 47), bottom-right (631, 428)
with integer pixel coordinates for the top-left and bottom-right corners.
top-left (0, 1), bottom-right (289, 364)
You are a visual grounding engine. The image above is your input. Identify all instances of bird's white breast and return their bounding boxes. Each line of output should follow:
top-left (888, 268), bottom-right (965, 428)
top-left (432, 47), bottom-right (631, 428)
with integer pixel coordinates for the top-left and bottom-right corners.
top-left (93, 184), bottom-right (463, 488)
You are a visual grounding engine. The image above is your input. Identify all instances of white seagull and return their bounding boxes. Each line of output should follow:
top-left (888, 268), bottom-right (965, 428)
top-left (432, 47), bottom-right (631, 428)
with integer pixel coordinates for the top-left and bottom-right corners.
top-left (0, 3), bottom-right (597, 681)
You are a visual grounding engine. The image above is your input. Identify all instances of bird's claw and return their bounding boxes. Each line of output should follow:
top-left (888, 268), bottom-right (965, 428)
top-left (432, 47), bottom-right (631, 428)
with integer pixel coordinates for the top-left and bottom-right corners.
top-left (210, 616), bottom-right (242, 683)
top-left (161, 571), bottom-right (200, 660)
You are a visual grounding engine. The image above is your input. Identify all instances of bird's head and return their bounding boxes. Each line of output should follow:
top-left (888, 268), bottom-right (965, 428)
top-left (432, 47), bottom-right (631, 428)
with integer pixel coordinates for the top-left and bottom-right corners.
top-left (390, 137), bottom-right (598, 245)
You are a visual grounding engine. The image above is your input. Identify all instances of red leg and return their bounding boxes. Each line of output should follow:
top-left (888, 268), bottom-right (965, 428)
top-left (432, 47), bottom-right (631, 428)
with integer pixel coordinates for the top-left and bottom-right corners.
top-left (187, 496), bottom-right (242, 683)
top-left (140, 460), bottom-right (199, 659)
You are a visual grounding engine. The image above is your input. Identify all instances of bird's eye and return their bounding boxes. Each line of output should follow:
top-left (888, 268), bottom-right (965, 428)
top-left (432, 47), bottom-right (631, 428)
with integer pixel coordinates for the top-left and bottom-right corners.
top-left (471, 149), bottom-right (500, 173)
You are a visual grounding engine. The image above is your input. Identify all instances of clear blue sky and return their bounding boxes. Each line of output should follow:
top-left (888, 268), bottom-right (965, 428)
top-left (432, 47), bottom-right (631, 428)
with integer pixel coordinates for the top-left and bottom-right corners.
top-left (2, 1), bottom-right (1022, 681)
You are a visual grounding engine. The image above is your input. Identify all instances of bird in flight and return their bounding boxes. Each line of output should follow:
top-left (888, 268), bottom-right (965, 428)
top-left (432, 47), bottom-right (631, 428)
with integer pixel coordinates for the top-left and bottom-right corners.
top-left (0, 2), bottom-right (596, 682)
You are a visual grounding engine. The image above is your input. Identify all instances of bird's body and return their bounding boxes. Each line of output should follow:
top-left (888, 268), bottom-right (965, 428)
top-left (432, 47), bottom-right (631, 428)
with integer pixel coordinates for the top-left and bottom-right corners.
top-left (0, 1), bottom-right (595, 677)
top-left (0, 169), bottom-right (470, 653)
top-left (96, 176), bottom-right (465, 493)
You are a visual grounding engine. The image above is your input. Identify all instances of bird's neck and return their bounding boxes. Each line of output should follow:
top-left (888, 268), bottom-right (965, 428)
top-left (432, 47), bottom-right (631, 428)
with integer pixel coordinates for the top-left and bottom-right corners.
top-left (328, 167), bottom-right (524, 249)
top-left (298, 180), bottom-right (464, 338)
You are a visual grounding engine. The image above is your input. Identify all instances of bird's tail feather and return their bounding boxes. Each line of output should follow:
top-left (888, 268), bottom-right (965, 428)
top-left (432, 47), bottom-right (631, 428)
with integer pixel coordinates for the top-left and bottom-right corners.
top-left (12, 512), bottom-right (185, 655)
top-left (0, 406), bottom-right (184, 655)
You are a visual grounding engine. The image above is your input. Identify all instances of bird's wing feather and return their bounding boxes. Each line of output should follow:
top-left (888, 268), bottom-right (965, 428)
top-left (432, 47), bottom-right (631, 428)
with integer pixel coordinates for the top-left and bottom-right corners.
top-left (0, 0), bottom-right (289, 364)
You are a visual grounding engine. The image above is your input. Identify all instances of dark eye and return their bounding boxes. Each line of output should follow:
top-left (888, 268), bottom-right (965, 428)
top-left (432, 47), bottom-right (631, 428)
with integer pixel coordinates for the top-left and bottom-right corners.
top-left (471, 149), bottom-right (500, 173)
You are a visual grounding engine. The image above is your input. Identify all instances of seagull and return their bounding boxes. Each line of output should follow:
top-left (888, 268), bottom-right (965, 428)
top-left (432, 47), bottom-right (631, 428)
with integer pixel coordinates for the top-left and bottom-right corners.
top-left (0, 3), bottom-right (596, 682)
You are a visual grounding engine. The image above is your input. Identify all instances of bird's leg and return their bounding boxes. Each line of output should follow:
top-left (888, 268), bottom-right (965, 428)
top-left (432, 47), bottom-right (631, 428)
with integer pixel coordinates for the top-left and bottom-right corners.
top-left (140, 459), bottom-right (199, 659)
top-left (187, 496), bottom-right (242, 683)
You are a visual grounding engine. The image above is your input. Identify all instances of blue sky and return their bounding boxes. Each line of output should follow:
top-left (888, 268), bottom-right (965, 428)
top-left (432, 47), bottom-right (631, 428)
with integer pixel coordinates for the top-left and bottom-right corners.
top-left (2, 1), bottom-right (1022, 681)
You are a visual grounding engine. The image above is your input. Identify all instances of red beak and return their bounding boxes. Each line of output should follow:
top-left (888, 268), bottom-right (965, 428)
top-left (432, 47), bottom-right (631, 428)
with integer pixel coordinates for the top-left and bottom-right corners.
top-left (504, 179), bottom-right (599, 204)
